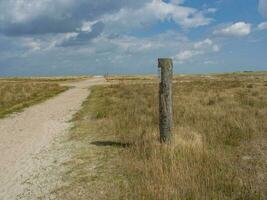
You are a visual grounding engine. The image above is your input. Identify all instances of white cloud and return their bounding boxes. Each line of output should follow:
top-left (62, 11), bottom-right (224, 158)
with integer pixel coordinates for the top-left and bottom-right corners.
top-left (1, 0), bottom-right (75, 24)
top-left (204, 60), bottom-right (216, 65)
top-left (110, 36), bottom-right (155, 52)
top-left (259, 0), bottom-right (267, 17)
top-left (194, 38), bottom-right (213, 49)
top-left (146, 0), bottom-right (213, 28)
top-left (206, 8), bottom-right (217, 13)
top-left (102, 0), bottom-right (213, 31)
top-left (175, 50), bottom-right (202, 62)
top-left (258, 22), bottom-right (267, 30)
top-left (0, 29), bottom-right (223, 74)
top-left (175, 38), bottom-right (220, 63)
top-left (0, 0), bottom-right (214, 38)
top-left (0, 0), bottom-right (150, 36)
top-left (212, 45), bottom-right (220, 52)
top-left (79, 21), bottom-right (94, 32)
top-left (23, 38), bottom-right (42, 51)
top-left (213, 22), bottom-right (251, 37)
top-left (194, 38), bottom-right (219, 52)
top-left (100, 31), bottom-right (188, 54)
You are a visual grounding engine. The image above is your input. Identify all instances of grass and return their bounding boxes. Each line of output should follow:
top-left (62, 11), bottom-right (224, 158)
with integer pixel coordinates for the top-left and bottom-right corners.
top-left (0, 76), bottom-right (88, 83)
top-left (55, 72), bottom-right (267, 199)
top-left (0, 79), bottom-right (69, 118)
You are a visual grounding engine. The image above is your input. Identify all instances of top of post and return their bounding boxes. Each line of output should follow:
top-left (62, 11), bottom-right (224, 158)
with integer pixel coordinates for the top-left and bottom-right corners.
top-left (158, 58), bottom-right (173, 68)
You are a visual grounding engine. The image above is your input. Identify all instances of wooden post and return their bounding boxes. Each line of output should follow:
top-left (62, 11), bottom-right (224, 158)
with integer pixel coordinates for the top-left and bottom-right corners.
top-left (158, 58), bottom-right (173, 143)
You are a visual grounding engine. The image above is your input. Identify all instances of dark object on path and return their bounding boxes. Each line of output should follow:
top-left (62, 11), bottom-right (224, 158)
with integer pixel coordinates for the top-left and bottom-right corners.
top-left (91, 141), bottom-right (130, 148)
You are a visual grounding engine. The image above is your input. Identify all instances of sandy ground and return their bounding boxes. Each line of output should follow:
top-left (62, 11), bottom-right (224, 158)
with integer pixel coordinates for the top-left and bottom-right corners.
top-left (0, 77), bottom-right (106, 200)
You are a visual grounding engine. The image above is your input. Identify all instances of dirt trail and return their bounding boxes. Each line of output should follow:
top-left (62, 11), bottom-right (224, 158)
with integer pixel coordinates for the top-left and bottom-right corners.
top-left (0, 77), bottom-right (106, 200)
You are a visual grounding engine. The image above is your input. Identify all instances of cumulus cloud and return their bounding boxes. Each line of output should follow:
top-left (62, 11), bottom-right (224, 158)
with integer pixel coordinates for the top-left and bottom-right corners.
top-left (194, 38), bottom-right (213, 49)
top-left (0, 0), bottom-right (215, 50)
top-left (259, 0), bottom-right (267, 17)
top-left (0, 0), bottom-right (149, 36)
top-left (97, 31), bottom-right (188, 55)
top-left (0, 0), bottom-right (213, 37)
top-left (212, 45), bottom-right (220, 52)
top-left (59, 22), bottom-right (105, 46)
top-left (0, 28), bottom-right (224, 75)
top-left (194, 38), bottom-right (219, 53)
top-left (175, 50), bottom-right (202, 62)
top-left (102, 0), bottom-right (213, 31)
top-left (146, 0), bottom-right (212, 28)
top-left (175, 38), bottom-right (220, 63)
top-left (213, 22), bottom-right (251, 36)
top-left (258, 22), bottom-right (267, 30)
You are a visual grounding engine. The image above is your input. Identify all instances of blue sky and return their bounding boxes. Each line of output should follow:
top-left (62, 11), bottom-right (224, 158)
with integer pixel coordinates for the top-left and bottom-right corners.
top-left (0, 0), bottom-right (267, 76)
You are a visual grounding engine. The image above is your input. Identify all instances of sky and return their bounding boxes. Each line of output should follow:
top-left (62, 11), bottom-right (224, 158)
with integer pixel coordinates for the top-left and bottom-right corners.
top-left (0, 0), bottom-right (267, 76)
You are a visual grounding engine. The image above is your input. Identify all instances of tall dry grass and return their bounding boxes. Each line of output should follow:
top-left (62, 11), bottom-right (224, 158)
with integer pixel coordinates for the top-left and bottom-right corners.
top-left (60, 73), bottom-right (267, 199)
top-left (0, 76), bottom-right (88, 83)
top-left (0, 81), bottom-right (67, 117)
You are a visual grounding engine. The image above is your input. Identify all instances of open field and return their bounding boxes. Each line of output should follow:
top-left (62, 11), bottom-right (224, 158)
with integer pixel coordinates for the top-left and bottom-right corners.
top-left (0, 77), bottom-right (87, 118)
top-left (53, 72), bottom-right (267, 199)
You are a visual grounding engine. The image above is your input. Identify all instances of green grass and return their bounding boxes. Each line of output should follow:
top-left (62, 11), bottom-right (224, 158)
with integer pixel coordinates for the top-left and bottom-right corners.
top-left (55, 72), bottom-right (267, 199)
top-left (0, 80), bottom-right (68, 118)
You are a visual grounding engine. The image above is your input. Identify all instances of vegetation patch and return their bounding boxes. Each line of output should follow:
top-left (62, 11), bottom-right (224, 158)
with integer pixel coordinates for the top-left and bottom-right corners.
top-left (0, 80), bottom-right (68, 118)
top-left (57, 72), bottom-right (267, 199)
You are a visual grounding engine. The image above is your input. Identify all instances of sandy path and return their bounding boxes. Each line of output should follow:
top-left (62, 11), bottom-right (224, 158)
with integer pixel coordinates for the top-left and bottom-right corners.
top-left (0, 77), bottom-right (106, 200)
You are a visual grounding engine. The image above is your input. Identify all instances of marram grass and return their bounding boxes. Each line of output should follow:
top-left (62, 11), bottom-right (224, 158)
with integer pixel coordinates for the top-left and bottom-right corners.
top-left (55, 73), bottom-right (267, 199)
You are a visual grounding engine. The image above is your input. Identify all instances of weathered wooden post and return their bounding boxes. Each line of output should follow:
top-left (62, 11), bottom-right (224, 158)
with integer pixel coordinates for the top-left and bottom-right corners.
top-left (158, 58), bottom-right (173, 143)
